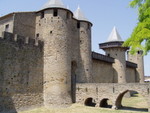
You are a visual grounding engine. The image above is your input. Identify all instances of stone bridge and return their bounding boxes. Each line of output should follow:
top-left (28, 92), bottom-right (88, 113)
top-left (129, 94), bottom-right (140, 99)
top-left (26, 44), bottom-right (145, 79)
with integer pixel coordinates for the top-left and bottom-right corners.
top-left (76, 83), bottom-right (150, 111)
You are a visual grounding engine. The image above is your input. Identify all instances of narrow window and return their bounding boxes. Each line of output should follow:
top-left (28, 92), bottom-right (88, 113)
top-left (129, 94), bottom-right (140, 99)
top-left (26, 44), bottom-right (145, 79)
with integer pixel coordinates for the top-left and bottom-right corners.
top-left (77, 22), bottom-right (80, 28)
top-left (36, 33), bottom-right (39, 39)
top-left (5, 24), bottom-right (9, 32)
top-left (50, 31), bottom-right (53, 34)
top-left (41, 11), bottom-right (44, 19)
top-left (53, 9), bottom-right (58, 17)
top-left (88, 23), bottom-right (90, 30)
top-left (66, 12), bottom-right (70, 19)
top-left (138, 51), bottom-right (140, 54)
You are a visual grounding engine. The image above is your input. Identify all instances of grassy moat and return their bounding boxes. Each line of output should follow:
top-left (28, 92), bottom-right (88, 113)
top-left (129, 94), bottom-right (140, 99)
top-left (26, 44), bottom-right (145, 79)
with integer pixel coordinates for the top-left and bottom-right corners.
top-left (20, 94), bottom-right (148, 113)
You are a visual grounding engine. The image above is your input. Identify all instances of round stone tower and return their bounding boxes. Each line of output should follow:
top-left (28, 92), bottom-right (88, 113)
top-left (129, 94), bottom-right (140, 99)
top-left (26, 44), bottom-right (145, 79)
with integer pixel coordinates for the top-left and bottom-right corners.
top-left (99, 27), bottom-right (128, 83)
top-left (74, 7), bottom-right (93, 83)
top-left (35, 0), bottom-right (74, 107)
top-left (127, 50), bottom-right (144, 83)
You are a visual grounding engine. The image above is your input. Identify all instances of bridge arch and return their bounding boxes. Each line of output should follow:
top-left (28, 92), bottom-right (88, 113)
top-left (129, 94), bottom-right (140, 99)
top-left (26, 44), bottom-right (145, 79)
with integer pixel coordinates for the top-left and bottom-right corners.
top-left (115, 90), bottom-right (128, 108)
top-left (99, 98), bottom-right (112, 108)
top-left (84, 97), bottom-right (96, 107)
top-left (115, 90), bottom-right (148, 112)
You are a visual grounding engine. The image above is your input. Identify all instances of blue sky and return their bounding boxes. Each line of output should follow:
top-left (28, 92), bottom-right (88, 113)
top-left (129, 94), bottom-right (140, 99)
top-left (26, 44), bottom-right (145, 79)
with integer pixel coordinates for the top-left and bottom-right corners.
top-left (0, 0), bottom-right (149, 76)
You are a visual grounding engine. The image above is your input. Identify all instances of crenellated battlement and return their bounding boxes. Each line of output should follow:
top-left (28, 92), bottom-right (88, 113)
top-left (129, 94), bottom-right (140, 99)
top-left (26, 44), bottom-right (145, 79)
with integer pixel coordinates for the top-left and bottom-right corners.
top-left (0, 31), bottom-right (44, 49)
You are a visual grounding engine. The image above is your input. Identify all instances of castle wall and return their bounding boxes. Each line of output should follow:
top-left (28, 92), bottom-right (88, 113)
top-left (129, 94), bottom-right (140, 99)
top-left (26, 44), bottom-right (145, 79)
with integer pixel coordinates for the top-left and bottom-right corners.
top-left (126, 67), bottom-right (137, 83)
top-left (0, 4), bottom-right (145, 112)
top-left (0, 12), bottom-right (36, 39)
top-left (92, 58), bottom-right (137, 83)
top-left (92, 59), bottom-right (117, 83)
top-left (13, 12), bottom-right (36, 38)
top-left (0, 15), bottom-right (14, 36)
top-left (0, 32), bottom-right (44, 113)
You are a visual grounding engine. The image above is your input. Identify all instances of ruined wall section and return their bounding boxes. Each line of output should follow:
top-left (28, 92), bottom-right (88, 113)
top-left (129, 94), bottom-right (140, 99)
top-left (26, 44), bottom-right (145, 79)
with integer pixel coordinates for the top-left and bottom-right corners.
top-left (0, 32), bottom-right (44, 113)
top-left (13, 12), bottom-right (36, 38)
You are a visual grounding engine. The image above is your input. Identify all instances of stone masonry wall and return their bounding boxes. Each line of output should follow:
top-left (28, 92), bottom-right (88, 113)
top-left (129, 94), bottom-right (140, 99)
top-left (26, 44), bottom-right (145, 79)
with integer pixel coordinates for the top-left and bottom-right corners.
top-left (0, 15), bottom-right (14, 37)
top-left (127, 51), bottom-right (144, 83)
top-left (92, 59), bottom-right (138, 83)
top-left (105, 48), bottom-right (127, 83)
top-left (36, 9), bottom-right (74, 107)
top-left (0, 12), bottom-right (36, 39)
top-left (76, 83), bottom-right (150, 111)
top-left (126, 67), bottom-right (137, 83)
top-left (13, 12), bottom-right (36, 38)
top-left (92, 59), bottom-right (117, 83)
top-left (79, 21), bottom-right (92, 83)
top-left (0, 32), bottom-right (44, 113)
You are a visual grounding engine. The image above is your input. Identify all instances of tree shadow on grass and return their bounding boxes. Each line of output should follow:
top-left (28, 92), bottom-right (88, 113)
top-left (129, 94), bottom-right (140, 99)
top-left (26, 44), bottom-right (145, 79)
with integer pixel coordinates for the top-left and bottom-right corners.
top-left (120, 106), bottom-right (148, 112)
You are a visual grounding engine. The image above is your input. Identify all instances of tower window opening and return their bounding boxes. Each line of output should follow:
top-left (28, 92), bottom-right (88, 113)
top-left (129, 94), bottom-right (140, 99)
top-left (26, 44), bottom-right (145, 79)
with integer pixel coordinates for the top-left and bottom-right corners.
top-left (138, 51), bottom-right (140, 54)
top-left (80, 40), bottom-right (83, 44)
top-left (66, 12), bottom-right (70, 19)
top-left (41, 11), bottom-right (44, 19)
top-left (53, 9), bottom-right (58, 17)
top-left (36, 33), bottom-right (39, 39)
top-left (77, 22), bottom-right (80, 28)
top-left (5, 24), bottom-right (9, 32)
top-left (87, 23), bottom-right (90, 30)
top-left (50, 31), bottom-right (53, 34)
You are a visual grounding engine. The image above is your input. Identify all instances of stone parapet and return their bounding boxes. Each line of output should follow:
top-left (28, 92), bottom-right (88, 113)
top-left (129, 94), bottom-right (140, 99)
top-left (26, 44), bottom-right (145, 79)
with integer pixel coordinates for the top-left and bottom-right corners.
top-left (0, 31), bottom-right (43, 49)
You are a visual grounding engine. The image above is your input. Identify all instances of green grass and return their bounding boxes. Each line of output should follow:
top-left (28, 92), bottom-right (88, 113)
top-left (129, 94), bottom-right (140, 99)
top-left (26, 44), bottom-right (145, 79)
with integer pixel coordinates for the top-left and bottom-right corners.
top-left (122, 94), bottom-right (148, 108)
top-left (20, 94), bottom-right (148, 113)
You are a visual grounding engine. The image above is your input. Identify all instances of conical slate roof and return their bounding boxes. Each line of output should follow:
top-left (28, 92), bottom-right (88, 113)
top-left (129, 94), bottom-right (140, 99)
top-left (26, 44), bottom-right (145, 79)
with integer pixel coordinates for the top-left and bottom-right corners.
top-left (107, 27), bottom-right (123, 42)
top-left (73, 6), bottom-right (88, 21)
top-left (42, 0), bottom-right (66, 9)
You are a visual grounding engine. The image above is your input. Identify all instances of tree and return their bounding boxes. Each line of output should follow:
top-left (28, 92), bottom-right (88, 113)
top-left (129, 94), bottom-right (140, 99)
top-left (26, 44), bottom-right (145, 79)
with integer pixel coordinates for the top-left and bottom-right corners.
top-left (123, 0), bottom-right (150, 55)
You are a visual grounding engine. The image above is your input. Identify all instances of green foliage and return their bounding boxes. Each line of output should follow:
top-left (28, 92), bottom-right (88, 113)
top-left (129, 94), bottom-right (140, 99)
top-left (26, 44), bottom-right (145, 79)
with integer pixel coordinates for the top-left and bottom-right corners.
top-left (123, 0), bottom-right (150, 55)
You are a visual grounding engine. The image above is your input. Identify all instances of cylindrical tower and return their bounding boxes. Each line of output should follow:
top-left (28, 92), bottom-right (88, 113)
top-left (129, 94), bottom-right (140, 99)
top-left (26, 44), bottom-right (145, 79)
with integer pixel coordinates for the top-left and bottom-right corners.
top-left (99, 27), bottom-right (128, 83)
top-left (74, 7), bottom-right (93, 83)
top-left (127, 50), bottom-right (144, 83)
top-left (35, 0), bottom-right (73, 107)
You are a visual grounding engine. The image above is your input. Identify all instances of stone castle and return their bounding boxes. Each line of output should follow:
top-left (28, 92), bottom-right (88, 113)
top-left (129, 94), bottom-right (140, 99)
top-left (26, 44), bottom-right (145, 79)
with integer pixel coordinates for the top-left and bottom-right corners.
top-left (0, 0), bottom-right (149, 113)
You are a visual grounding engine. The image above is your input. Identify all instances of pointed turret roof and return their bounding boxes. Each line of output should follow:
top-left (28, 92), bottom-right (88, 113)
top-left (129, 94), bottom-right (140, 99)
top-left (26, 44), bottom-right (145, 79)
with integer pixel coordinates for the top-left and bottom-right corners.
top-left (107, 27), bottom-right (123, 42)
top-left (73, 6), bottom-right (88, 21)
top-left (42, 0), bottom-right (66, 9)
top-left (99, 27), bottom-right (128, 50)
